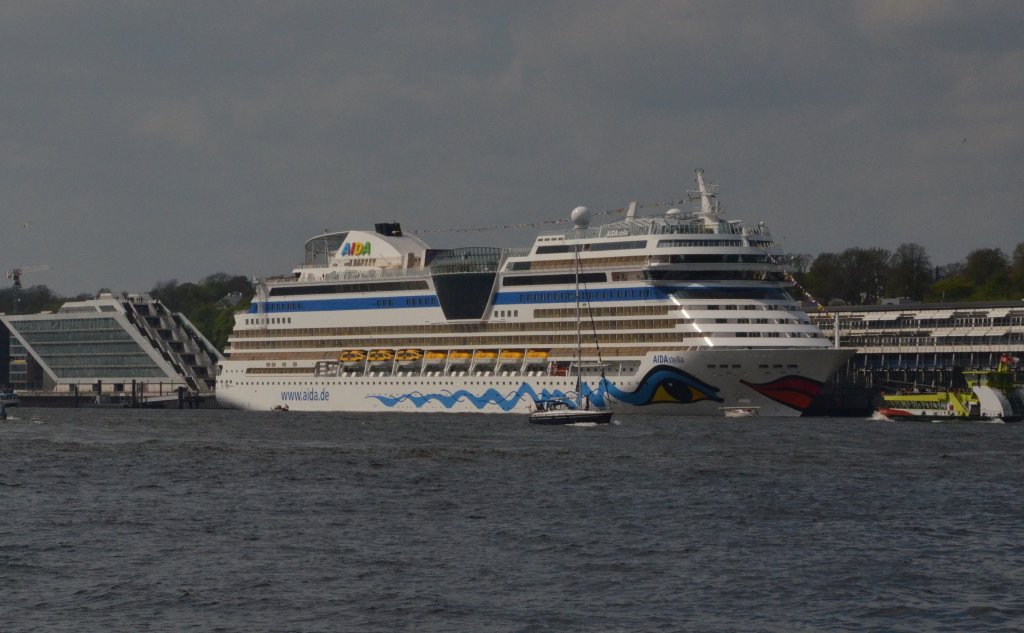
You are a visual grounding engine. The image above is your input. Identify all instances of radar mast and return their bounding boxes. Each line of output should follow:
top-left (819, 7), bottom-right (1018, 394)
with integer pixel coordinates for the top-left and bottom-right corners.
top-left (687, 169), bottom-right (722, 226)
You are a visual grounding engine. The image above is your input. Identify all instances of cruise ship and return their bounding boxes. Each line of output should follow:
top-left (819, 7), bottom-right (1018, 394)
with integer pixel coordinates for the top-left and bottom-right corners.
top-left (216, 171), bottom-right (853, 415)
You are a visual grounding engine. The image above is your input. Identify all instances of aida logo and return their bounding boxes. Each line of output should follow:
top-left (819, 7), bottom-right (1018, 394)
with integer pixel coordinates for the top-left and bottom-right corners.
top-left (340, 241), bottom-right (372, 256)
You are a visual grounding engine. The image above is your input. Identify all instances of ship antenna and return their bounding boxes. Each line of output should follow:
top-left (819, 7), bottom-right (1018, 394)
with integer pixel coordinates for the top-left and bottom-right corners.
top-left (687, 168), bottom-right (721, 226)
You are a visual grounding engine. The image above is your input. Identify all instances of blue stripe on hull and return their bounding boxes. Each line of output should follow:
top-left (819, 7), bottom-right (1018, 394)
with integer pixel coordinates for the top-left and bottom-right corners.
top-left (249, 284), bottom-right (777, 313)
top-left (251, 286), bottom-right (667, 313)
top-left (248, 295), bottom-right (440, 313)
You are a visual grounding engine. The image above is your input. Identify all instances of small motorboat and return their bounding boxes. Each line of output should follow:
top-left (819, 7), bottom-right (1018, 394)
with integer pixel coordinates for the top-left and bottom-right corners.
top-left (0, 388), bottom-right (18, 407)
top-left (720, 406), bottom-right (760, 418)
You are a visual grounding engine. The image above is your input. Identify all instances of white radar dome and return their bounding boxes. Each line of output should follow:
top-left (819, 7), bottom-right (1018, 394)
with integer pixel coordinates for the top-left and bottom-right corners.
top-left (571, 206), bottom-right (591, 229)
top-left (666, 208), bottom-right (682, 217)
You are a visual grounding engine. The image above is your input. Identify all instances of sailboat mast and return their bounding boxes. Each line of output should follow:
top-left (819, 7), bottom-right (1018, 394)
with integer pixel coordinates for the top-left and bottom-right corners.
top-left (574, 242), bottom-right (582, 399)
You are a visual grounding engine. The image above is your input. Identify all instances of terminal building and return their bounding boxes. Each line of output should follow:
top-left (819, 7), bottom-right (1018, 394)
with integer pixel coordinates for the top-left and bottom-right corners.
top-left (808, 300), bottom-right (1024, 390)
top-left (0, 293), bottom-right (222, 405)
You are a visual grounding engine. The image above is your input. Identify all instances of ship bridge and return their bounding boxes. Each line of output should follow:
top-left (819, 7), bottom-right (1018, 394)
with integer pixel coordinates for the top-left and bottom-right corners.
top-left (427, 247), bottom-right (503, 320)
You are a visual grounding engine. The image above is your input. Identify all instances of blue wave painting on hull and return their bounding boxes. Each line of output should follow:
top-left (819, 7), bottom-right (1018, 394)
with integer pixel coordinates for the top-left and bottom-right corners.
top-left (368, 382), bottom-right (607, 411)
top-left (367, 365), bottom-right (721, 410)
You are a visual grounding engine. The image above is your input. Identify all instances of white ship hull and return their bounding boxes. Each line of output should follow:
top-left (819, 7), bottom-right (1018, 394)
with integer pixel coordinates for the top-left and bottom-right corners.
top-left (218, 348), bottom-right (851, 416)
top-left (217, 170), bottom-right (855, 417)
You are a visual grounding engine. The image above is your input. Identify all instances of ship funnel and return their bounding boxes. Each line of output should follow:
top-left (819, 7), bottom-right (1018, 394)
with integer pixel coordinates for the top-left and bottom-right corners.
top-left (374, 222), bottom-right (403, 236)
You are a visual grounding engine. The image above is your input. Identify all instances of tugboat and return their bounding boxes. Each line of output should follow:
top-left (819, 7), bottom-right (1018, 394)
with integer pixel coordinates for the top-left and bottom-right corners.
top-left (876, 355), bottom-right (1024, 422)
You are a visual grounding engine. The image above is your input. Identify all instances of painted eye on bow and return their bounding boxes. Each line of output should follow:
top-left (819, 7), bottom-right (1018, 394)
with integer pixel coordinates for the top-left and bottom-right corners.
top-left (606, 364), bottom-right (724, 406)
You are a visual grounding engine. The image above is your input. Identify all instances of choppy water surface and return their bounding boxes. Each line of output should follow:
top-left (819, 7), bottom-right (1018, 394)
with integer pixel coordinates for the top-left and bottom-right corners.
top-left (2, 409), bottom-right (1022, 632)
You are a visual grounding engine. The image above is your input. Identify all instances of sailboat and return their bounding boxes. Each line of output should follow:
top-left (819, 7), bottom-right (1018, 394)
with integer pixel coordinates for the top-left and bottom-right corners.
top-left (529, 217), bottom-right (614, 425)
top-left (528, 392), bottom-right (614, 425)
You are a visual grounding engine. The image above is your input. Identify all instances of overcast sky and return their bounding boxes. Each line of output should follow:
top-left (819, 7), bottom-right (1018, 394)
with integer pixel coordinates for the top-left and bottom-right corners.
top-left (1, 1), bottom-right (1022, 295)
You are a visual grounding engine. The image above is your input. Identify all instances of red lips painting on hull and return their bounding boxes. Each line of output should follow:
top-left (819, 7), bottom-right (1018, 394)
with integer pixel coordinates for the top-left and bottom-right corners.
top-left (740, 375), bottom-right (824, 412)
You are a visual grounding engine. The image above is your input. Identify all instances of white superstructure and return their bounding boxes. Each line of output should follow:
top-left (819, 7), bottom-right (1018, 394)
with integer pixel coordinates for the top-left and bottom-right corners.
top-left (217, 171), bottom-right (853, 415)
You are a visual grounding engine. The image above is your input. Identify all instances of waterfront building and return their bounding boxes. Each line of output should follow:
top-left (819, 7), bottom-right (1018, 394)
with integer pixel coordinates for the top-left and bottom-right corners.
top-left (808, 301), bottom-right (1024, 390)
top-left (0, 293), bottom-right (222, 401)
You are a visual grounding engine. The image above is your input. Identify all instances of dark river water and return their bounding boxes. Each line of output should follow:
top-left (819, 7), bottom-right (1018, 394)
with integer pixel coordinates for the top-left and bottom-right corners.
top-left (2, 408), bottom-right (1022, 632)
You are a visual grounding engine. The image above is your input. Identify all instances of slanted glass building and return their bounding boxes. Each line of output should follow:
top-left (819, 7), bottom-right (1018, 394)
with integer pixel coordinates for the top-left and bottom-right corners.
top-left (1, 293), bottom-right (222, 398)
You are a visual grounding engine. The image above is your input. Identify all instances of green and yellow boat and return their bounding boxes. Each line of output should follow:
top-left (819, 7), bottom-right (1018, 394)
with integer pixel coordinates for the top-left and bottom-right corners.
top-left (878, 356), bottom-right (1024, 422)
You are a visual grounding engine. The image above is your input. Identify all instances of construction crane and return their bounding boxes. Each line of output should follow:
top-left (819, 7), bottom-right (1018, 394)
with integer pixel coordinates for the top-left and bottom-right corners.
top-left (6, 265), bottom-right (52, 313)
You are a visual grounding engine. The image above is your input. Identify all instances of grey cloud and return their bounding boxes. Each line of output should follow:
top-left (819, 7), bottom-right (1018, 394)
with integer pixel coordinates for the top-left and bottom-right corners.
top-left (0, 2), bottom-right (1022, 295)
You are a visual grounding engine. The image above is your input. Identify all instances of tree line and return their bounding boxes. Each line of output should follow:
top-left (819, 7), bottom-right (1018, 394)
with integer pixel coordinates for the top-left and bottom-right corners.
top-left (148, 274), bottom-right (253, 350)
top-left (794, 242), bottom-right (1024, 306)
